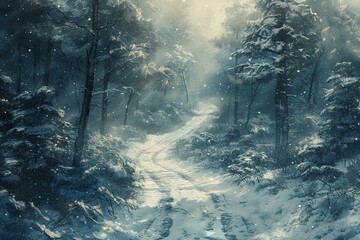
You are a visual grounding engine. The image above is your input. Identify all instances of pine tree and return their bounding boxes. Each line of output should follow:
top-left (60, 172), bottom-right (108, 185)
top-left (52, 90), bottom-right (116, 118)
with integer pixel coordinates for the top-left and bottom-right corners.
top-left (235, 0), bottom-right (319, 164)
top-left (321, 62), bottom-right (360, 159)
top-left (1, 86), bottom-right (70, 202)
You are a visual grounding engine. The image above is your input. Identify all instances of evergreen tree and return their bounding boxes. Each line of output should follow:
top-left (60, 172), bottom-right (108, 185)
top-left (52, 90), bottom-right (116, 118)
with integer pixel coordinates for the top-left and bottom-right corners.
top-left (1, 86), bottom-right (70, 202)
top-left (235, 0), bottom-right (319, 163)
top-left (304, 0), bottom-right (360, 107)
top-left (321, 62), bottom-right (360, 160)
top-left (306, 0), bottom-right (360, 65)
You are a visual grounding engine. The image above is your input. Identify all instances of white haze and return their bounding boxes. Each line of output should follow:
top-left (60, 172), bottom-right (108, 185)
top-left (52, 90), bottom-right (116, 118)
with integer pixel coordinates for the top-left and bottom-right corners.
top-left (346, 0), bottom-right (360, 10)
top-left (150, 0), bottom-right (359, 98)
top-left (150, 0), bottom-right (233, 96)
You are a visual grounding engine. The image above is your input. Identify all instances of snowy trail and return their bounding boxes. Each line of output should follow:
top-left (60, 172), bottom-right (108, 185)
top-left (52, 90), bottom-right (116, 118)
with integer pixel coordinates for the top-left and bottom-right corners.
top-left (103, 102), bottom-right (360, 240)
top-left (121, 102), bottom-right (261, 240)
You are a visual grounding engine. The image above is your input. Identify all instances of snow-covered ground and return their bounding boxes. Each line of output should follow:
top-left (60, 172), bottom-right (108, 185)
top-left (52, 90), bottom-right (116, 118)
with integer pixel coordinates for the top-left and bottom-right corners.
top-left (98, 102), bottom-right (360, 240)
top-left (123, 102), bottom-right (236, 239)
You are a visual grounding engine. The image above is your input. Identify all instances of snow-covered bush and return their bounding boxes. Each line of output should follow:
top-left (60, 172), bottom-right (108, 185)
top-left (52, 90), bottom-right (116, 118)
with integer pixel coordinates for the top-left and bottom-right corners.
top-left (298, 164), bottom-right (344, 182)
top-left (228, 150), bottom-right (272, 186)
top-left (296, 175), bottom-right (354, 220)
top-left (190, 132), bottom-right (217, 148)
top-left (209, 144), bottom-right (242, 168)
top-left (255, 173), bottom-right (287, 195)
top-left (246, 113), bottom-right (274, 138)
top-left (177, 131), bottom-right (248, 166)
top-left (133, 91), bottom-right (184, 133)
top-left (47, 133), bottom-right (138, 239)
top-left (176, 128), bottom-right (274, 186)
top-left (297, 133), bottom-right (326, 165)
top-left (224, 125), bottom-right (241, 142)
top-left (64, 133), bottom-right (137, 205)
top-left (238, 134), bottom-right (256, 148)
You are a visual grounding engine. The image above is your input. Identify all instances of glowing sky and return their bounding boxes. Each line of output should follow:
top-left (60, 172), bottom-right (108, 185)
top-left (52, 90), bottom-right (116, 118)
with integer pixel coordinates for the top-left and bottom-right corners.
top-left (187, 0), bottom-right (228, 40)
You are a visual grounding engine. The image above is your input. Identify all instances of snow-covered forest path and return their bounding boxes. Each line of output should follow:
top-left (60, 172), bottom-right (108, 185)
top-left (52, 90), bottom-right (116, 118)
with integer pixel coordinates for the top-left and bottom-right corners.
top-left (122, 103), bottom-right (259, 240)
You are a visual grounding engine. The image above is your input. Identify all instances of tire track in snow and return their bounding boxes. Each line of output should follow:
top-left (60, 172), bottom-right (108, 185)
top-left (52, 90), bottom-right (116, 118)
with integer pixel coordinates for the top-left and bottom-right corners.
top-left (123, 102), bottom-right (258, 239)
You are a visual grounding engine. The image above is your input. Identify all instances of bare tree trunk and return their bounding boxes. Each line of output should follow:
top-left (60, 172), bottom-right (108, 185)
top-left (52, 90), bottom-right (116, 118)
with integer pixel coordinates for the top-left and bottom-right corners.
top-left (244, 83), bottom-right (261, 129)
top-left (313, 68), bottom-right (320, 106)
top-left (233, 84), bottom-right (239, 125)
top-left (43, 38), bottom-right (53, 86)
top-left (306, 62), bottom-right (318, 105)
top-left (282, 77), bottom-right (289, 150)
top-left (275, 74), bottom-right (289, 163)
top-left (227, 84), bottom-right (231, 125)
top-left (124, 88), bottom-right (135, 126)
top-left (73, 0), bottom-right (99, 167)
top-left (32, 40), bottom-right (41, 88)
top-left (275, 79), bottom-right (282, 155)
top-left (233, 54), bottom-right (240, 125)
top-left (100, 59), bottom-right (111, 135)
top-left (274, 9), bottom-right (289, 164)
top-left (221, 68), bottom-right (233, 125)
top-left (181, 71), bottom-right (189, 103)
top-left (244, 97), bottom-right (253, 129)
top-left (17, 14), bottom-right (23, 94)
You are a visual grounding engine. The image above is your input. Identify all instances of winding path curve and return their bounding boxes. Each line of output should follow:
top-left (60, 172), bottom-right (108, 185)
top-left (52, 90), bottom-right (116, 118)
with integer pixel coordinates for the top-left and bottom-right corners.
top-left (123, 103), bottom-right (253, 240)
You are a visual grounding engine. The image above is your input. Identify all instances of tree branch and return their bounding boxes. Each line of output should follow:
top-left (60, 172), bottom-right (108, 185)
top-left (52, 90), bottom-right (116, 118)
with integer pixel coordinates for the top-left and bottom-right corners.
top-left (49, 7), bottom-right (93, 35)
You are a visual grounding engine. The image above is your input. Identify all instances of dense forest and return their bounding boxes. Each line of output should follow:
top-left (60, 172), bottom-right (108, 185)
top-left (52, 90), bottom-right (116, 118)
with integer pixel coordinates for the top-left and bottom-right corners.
top-left (0, 0), bottom-right (360, 239)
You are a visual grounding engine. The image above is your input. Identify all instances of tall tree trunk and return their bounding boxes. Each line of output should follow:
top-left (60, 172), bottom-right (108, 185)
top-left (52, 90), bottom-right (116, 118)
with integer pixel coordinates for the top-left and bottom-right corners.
top-left (43, 38), bottom-right (53, 86)
top-left (222, 68), bottom-right (233, 125)
top-left (274, 9), bottom-right (289, 164)
top-left (307, 62), bottom-right (318, 105)
top-left (233, 54), bottom-right (240, 125)
top-left (181, 71), bottom-right (189, 103)
top-left (33, 40), bottom-right (41, 87)
top-left (233, 84), bottom-right (239, 125)
top-left (282, 77), bottom-right (289, 150)
top-left (73, 0), bottom-right (99, 167)
top-left (124, 89), bottom-right (135, 126)
top-left (275, 78), bottom-right (282, 155)
top-left (244, 83), bottom-right (259, 129)
top-left (100, 59), bottom-right (111, 135)
top-left (227, 84), bottom-right (231, 125)
top-left (274, 74), bottom-right (289, 162)
top-left (17, 15), bottom-right (23, 94)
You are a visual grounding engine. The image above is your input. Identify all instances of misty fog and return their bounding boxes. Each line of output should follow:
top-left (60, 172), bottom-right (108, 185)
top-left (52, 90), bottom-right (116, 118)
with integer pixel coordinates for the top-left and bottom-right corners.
top-left (1, 0), bottom-right (360, 239)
